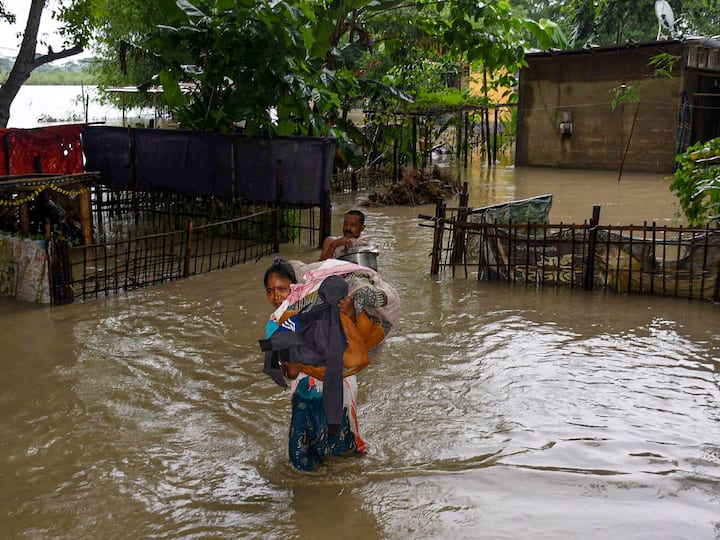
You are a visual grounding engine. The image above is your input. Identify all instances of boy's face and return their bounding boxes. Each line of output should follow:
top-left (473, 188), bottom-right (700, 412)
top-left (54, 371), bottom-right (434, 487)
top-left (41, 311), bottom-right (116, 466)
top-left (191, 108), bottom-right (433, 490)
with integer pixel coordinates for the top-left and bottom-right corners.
top-left (342, 214), bottom-right (365, 238)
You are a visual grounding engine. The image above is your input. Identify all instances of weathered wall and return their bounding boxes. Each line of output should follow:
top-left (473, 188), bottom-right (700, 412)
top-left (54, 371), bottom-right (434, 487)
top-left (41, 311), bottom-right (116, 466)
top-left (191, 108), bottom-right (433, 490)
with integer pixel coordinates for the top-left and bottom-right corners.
top-left (516, 44), bottom-right (684, 173)
top-left (0, 235), bottom-right (50, 303)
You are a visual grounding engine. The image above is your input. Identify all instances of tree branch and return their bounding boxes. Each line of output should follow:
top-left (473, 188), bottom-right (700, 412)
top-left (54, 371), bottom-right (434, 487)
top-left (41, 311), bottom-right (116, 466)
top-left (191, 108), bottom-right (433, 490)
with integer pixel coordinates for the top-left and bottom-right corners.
top-left (31, 44), bottom-right (85, 69)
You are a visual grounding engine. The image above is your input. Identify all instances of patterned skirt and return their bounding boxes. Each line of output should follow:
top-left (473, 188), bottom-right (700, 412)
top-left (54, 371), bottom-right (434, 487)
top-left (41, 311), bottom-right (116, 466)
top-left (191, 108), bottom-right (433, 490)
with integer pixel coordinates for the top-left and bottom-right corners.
top-left (288, 374), bottom-right (366, 471)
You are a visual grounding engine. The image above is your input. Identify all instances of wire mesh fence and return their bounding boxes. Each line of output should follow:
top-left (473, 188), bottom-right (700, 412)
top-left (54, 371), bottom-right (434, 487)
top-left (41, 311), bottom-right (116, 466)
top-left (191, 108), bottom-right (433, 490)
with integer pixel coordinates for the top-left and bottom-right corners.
top-left (9, 160), bottom-right (397, 304)
top-left (48, 201), bottom-right (327, 303)
top-left (48, 210), bottom-right (276, 302)
top-left (422, 201), bottom-right (720, 303)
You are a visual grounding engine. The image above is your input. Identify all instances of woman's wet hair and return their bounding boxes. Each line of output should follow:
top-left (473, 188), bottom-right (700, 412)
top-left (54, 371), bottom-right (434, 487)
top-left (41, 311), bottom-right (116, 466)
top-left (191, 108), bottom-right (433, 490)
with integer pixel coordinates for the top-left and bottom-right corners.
top-left (263, 257), bottom-right (297, 286)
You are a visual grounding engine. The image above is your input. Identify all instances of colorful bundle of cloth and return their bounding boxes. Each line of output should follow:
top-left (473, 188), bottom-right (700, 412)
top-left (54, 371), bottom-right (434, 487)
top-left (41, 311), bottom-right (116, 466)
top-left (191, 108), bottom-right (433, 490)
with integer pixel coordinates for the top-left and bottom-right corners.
top-left (275, 259), bottom-right (401, 350)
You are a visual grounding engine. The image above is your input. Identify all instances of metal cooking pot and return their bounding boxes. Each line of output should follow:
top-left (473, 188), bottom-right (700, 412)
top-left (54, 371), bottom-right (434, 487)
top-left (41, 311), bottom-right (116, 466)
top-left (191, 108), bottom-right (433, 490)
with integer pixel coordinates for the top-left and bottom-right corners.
top-left (338, 245), bottom-right (379, 270)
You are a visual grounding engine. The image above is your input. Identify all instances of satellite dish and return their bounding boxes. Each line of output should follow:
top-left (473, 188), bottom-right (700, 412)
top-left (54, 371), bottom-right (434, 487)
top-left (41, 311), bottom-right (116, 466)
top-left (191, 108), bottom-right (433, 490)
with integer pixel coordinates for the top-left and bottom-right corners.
top-left (655, 0), bottom-right (675, 40)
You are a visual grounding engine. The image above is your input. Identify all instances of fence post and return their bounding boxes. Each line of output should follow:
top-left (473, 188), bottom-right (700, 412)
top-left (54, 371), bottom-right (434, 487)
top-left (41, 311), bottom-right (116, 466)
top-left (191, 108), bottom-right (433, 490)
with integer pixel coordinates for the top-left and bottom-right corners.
top-left (713, 224), bottom-right (720, 301)
top-left (47, 234), bottom-right (74, 305)
top-left (584, 205), bottom-right (602, 290)
top-left (423, 121), bottom-right (430, 169)
top-left (79, 185), bottom-right (93, 247)
top-left (393, 137), bottom-right (399, 182)
top-left (412, 117), bottom-right (418, 170)
top-left (430, 197), bottom-right (446, 275)
top-left (451, 182), bottom-right (469, 264)
top-left (184, 220), bottom-right (193, 278)
top-left (484, 107), bottom-right (492, 167)
top-left (493, 107), bottom-right (499, 164)
top-left (456, 112), bottom-right (462, 160)
top-left (319, 205), bottom-right (332, 249)
top-left (463, 111), bottom-right (469, 168)
top-left (351, 171), bottom-right (358, 192)
top-left (19, 202), bottom-right (30, 234)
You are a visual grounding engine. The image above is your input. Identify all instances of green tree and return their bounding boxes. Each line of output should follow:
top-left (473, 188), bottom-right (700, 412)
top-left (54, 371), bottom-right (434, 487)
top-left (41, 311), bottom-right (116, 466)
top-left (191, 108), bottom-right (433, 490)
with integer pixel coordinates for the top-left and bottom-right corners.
top-left (671, 138), bottom-right (720, 226)
top-left (508, 0), bottom-right (568, 48)
top-left (346, 0), bottom-right (565, 166)
top-left (562, 0), bottom-right (720, 47)
top-left (1, 0), bottom-right (566, 160)
top-left (137, 1), bottom-right (565, 132)
top-left (136, 0), bottom-right (345, 135)
top-left (86, 0), bottom-right (168, 110)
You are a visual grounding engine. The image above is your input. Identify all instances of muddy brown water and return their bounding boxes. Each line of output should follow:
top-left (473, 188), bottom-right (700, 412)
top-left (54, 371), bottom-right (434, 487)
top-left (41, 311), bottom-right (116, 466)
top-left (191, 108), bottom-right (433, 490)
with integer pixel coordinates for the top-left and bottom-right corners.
top-left (1, 166), bottom-right (718, 539)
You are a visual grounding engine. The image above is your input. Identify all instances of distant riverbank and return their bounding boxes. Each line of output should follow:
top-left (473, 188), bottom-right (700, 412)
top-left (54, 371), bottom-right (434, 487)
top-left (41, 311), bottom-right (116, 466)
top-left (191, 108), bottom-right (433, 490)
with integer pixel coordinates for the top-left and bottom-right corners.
top-left (7, 73), bottom-right (95, 85)
top-left (0, 56), bottom-right (93, 85)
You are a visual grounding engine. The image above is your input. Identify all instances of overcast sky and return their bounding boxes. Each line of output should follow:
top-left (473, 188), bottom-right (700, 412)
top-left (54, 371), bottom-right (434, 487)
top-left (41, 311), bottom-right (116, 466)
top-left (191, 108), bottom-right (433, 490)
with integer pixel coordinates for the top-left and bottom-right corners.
top-left (0, 0), bottom-right (76, 58)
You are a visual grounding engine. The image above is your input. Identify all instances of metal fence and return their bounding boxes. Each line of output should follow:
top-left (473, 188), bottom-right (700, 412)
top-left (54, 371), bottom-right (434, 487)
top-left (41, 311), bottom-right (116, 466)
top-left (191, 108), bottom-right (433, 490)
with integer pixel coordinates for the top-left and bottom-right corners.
top-left (331, 164), bottom-right (394, 193)
top-left (91, 187), bottom-right (274, 242)
top-left (422, 201), bottom-right (720, 303)
top-left (48, 203), bottom-right (328, 303)
top-left (40, 161), bottom-right (397, 305)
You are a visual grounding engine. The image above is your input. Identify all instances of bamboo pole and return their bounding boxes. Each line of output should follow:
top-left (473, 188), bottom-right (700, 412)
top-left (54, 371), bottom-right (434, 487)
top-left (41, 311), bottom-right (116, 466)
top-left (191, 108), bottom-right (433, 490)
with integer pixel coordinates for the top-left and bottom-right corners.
top-left (412, 117), bottom-right (418, 170)
top-left (320, 205), bottom-right (332, 249)
top-left (451, 182), bottom-right (469, 265)
top-left (618, 101), bottom-right (640, 182)
top-left (463, 112), bottom-right (469, 168)
top-left (184, 221), bottom-right (193, 278)
top-left (79, 186), bottom-right (93, 247)
top-left (493, 107), bottom-right (499, 163)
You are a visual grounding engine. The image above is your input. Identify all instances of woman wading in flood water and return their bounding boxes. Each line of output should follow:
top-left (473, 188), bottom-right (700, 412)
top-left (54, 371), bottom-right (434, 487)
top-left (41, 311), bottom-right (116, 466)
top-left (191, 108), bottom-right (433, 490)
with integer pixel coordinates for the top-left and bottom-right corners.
top-left (260, 257), bottom-right (400, 471)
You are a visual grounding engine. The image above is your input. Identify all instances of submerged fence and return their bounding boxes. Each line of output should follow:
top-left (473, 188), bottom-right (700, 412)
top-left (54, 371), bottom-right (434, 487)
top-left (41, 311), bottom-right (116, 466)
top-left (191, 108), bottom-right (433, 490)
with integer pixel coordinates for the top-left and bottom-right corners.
top-left (47, 163), bottom-right (395, 303)
top-left (332, 164), bottom-right (394, 193)
top-left (48, 203), bottom-right (323, 304)
top-left (7, 163), bottom-right (394, 304)
top-left (422, 197), bottom-right (720, 303)
top-left (1, 126), bottom-right (400, 305)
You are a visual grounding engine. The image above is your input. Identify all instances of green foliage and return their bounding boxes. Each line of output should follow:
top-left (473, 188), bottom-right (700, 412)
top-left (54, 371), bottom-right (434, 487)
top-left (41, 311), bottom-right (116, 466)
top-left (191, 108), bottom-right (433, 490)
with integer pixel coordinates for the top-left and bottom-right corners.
top-left (341, 0), bottom-right (566, 167)
top-left (137, 0), bottom-right (354, 135)
top-left (497, 104), bottom-right (517, 153)
top-left (670, 138), bottom-right (720, 227)
top-left (280, 209), bottom-right (301, 243)
top-left (442, 0), bottom-right (531, 69)
top-left (75, 0), bottom-right (569, 168)
top-left (413, 89), bottom-right (468, 109)
top-left (522, 18), bottom-right (568, 51)
top-left (0, 1), bottom-right (15, 24)
top-left (648, 52), bottom-right (680, 78)
top-left (84, 0), bottom-right (169, 110)
top-left (562, 0), bottom-right (720, 47)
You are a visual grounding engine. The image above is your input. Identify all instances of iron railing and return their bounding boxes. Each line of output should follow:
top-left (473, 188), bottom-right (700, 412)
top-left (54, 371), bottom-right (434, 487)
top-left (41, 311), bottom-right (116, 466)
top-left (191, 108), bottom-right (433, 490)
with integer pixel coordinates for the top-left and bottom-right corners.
top-left (422, 200), bottom-right (720, 303)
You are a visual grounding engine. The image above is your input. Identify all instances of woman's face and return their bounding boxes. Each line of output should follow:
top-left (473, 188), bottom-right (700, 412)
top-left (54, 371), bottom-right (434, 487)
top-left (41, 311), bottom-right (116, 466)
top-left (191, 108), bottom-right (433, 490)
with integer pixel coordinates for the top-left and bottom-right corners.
top-left (265, 272), bottom-right (293, 308)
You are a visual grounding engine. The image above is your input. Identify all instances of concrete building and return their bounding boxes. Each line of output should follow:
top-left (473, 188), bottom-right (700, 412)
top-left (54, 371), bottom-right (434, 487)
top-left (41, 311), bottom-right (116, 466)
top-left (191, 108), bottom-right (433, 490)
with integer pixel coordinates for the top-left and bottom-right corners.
top-left (515, 38), bottom-right (720, 173)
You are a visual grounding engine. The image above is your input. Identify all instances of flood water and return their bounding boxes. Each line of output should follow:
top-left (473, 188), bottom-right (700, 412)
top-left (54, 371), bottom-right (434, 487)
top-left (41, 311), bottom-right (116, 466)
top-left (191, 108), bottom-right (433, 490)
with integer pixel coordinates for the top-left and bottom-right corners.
top-left (7, 85), bottom-right (155, 129)
top-left (1, 165), bottom-right (719, 539)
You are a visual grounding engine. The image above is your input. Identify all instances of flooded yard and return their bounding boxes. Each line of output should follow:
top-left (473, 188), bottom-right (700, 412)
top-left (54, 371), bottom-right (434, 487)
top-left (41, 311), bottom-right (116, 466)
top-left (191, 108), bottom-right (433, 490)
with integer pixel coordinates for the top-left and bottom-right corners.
top-left (0, 165), bottom-right (717, 539)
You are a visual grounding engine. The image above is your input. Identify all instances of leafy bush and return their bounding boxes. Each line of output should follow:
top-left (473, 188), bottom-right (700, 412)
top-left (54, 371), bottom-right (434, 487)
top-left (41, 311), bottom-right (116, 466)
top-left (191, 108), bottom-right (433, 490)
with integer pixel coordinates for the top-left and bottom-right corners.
top-left (671, 138), bottom-right (720, 227)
